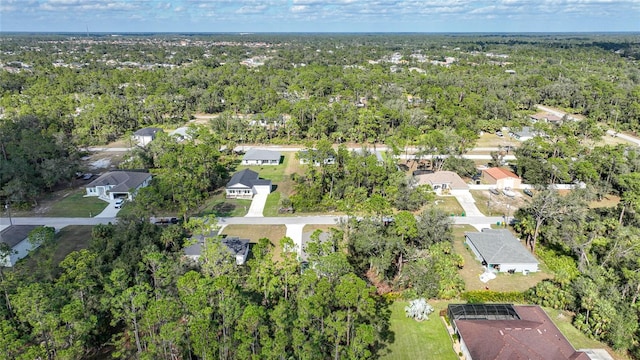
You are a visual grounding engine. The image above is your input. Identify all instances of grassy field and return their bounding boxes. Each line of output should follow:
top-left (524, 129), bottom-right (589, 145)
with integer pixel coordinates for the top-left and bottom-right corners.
top-left (470, 189), bottom-right (526, 218)
top-left (474, 133), bottom-right (518, 148)
top-left (589, 194), bottom-right (620, 208)
top-left (46, 191), bottom-right (108, 217)
top-left (379, 301), bottom-right (458, 360)
top-left (198, 192), bottom-right (252, 217)
top-left (263, 191), bottom-right (281, 217)
top-left (15, 225), bottom-right (94, 275)
top-left (220, 225), bottom-right (286, 244)
top-left (433, 196), bottom-right (465, 216)
top-left (235, 152), bottom-right (291, 182)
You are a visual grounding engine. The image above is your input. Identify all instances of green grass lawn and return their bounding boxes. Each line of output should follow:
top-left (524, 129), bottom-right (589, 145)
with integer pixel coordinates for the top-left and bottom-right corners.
top-left (235, 153), bottom-right (290, 182)
top-left (380, 301), bottom-right (457, 360)
top-left (46, 191), bottom-right (108, 217)
top-left (263, 191), bottom-right (281, 217)
top-left (198, 192), bottom-right (251, 217)
top-left (433, 196), bottom-right (465, 216)
top-left (13, 225), bottom-right (94, 278)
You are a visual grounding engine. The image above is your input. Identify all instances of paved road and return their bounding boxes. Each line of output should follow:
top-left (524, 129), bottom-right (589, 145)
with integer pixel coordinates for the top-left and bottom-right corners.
top-left (85, 144), bottom-right (509, 155)
top-left (606, 129), bottom-right (640, 146)
top-left (2, 215), bottom-right (502, 229)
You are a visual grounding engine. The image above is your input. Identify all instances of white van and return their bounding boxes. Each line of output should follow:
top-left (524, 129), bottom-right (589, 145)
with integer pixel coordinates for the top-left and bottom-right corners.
top-left (114, 198), bottom-right (125, 209)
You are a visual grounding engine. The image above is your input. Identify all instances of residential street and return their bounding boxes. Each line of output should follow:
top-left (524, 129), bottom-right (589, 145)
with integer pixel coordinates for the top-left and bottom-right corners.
top-left (1, 214), bottom-right (502, 231)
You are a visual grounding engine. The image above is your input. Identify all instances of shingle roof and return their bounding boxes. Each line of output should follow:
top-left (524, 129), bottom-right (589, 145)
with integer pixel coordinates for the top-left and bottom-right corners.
top-left (134, 127), bottom-right (162, 136)
top-left (483, 167), bottom-right (520, 181)
top-left (465, 229), bottom-right (538, 265)
top-left (453, 304), bottom-right (591, 360)
top-left (415, 171), bottom-right (469, 190)
top-left (243, 149), bottom-right (281, 161)
top-left (227, 169), bottom-right (258, 188)
top-left (0, 225), bottom-right (40, 248)
top-left (86, 171), bottom-right (151, 193)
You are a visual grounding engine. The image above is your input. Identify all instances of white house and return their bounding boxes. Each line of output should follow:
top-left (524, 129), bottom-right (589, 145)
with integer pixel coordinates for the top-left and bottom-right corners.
top-left (133, 127), bottom-right (162, 146)
top-left (225, 169), bottom-right (272, 199)
top-left (184, 233), bottom-right (250, 265)
top-left (465, 229), bottom-right (539, 274)
top-left (0, 225), bottom-right (44, 267)
top-left (242, 149), bottom-right (281, 166)
top-left (85, 171), bottom-right (152, 201)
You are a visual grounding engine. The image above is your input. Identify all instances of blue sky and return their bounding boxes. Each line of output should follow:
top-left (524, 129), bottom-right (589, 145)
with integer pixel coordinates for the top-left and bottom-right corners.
top-left (1, 0), bottom-right (639, 33)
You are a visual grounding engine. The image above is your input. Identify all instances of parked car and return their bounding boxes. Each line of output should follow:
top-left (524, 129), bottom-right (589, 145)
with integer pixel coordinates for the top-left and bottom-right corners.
top-left (496, 131), bottom-right (504, 137)
top-left (82, 173), bottom-right (93, 180)
top-left (114, 198), bottom-right (124, 209)
top-left (502, 188), bottom-right (516, 198)
top-left (489, 188), bottom-right (500, 195)
top-left (523, 188), bottom-right (534, 197)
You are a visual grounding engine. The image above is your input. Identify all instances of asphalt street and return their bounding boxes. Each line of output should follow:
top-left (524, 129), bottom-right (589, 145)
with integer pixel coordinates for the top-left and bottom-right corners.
top-left (1, 215), bottom-right (503, 230)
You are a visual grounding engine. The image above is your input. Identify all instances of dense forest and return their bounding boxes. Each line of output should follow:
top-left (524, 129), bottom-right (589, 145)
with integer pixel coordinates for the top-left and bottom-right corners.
top-left (2, 33), bottom-right (640, 359)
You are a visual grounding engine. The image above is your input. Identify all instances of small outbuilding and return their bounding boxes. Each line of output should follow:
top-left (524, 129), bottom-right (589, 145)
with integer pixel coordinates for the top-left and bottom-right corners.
top-left (465, 229), bottom-right (538, 273)
top-left (482, 167), bottom-right (522, 189)
top-left (242, 149), bottom-right (281, 166)
top-left (133, 127), bottom-right (162, 146)
top-left (0, 225), bottom-right (43, 267)
top-left (225, 169), bottom-right (272, 199)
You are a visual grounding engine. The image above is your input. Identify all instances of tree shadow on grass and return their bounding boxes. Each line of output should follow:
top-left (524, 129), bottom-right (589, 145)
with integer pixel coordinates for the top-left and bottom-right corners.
top-left (374, 296), bottom-right (395, 359)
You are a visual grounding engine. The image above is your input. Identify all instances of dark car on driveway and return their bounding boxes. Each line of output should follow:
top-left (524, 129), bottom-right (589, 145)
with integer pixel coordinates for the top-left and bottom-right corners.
top-left (489, 188), bottom-right (500, 195)
top-left (524, 188), bottom-right (534, 197)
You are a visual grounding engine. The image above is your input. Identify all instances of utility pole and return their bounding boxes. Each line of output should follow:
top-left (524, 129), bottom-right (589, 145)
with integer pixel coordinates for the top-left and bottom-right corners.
top-left (5, 201), bottom-right (12, 226)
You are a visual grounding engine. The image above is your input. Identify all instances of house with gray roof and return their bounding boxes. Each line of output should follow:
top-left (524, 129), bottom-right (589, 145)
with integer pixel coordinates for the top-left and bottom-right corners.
top-left (242, 149), bottom-right (281, 166)
top-left (465, 229), bottom-right (539, 273)
top-left (184, 232), bottom-right (250, 265)
top-left (85, 171), bottom-right (152, 201)
top-left (509, 126), bottom-right (538, 141)
top-left (226, 169), bottom-right (272, 199)
top-left (133, 127), bottom-right (162, 146)
top-left (0, 225), bottom-right (43, 267)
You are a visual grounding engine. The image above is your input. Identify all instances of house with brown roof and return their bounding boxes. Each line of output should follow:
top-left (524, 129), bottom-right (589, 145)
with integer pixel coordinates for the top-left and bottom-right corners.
top-left (482, 167), bottom-right (522, 189)
top-left (414, 171), bottom-right (468, 195)
top-left (448, 304), bottom-right (594, 360)
top-left (85, 171), bottom-right (152, 201)
top-left (530, 112), bottom-right (564, 124)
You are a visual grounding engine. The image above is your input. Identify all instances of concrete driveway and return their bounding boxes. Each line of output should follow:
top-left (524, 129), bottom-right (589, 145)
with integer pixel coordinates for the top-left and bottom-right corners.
top-left (452, 191), bottom-right (493, 230)
top-left (245, 193), bottom-right (268, 217)
top-left (94, 199), bottom-right (122, 218)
